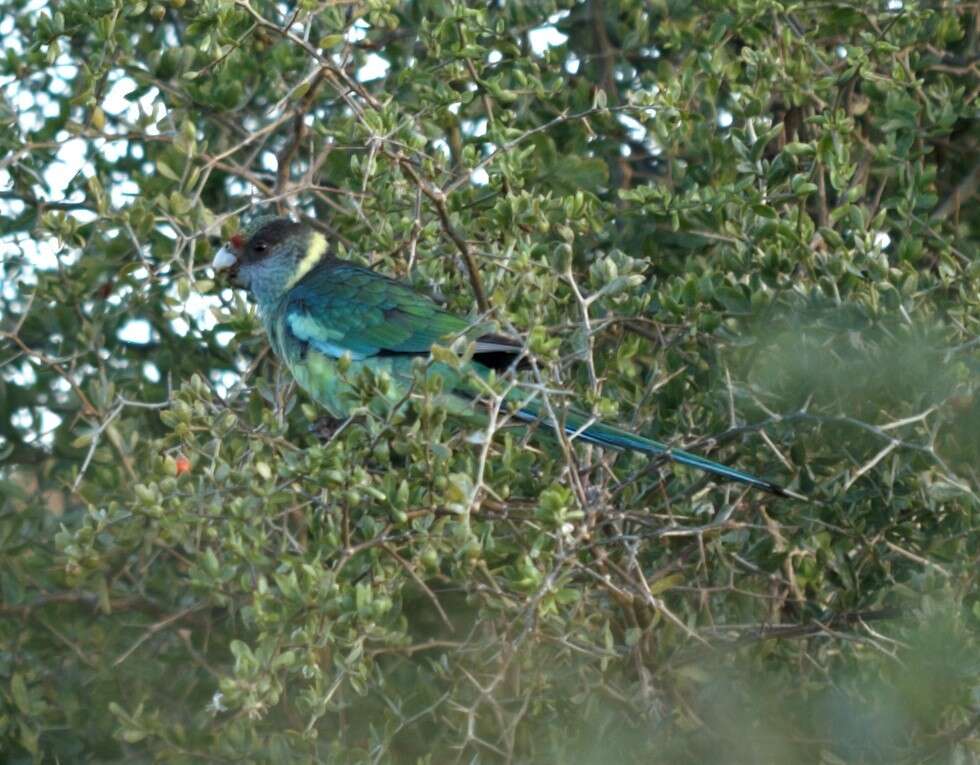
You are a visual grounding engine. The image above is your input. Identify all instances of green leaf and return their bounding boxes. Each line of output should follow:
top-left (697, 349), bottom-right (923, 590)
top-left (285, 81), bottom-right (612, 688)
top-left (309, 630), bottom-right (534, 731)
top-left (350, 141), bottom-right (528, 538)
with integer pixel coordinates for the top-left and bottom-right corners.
top-left (156, 159), bottom-right (180, 181)
top-left (11, 673), bottom-right (31, 715)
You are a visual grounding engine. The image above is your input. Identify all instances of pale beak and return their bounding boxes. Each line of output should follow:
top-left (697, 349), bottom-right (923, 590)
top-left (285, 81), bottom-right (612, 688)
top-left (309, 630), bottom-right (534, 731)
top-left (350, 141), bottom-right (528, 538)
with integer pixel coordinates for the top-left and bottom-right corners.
top-left (212, 245), bottom-right (238, 271)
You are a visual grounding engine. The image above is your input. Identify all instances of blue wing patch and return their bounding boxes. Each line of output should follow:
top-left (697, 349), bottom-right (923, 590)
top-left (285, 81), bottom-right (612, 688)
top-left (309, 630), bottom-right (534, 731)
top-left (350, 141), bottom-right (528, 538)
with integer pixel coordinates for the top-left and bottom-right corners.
top-left (286, 311), bottom-right (371, 360)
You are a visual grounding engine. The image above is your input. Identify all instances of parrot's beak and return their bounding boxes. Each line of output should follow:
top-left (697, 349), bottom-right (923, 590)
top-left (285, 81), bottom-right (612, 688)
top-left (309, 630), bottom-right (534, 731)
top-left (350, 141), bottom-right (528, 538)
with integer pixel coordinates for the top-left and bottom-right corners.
top-left (212, 245), bottom-right (238, 272)
top-left (212, 243), bottom-right (248, 288)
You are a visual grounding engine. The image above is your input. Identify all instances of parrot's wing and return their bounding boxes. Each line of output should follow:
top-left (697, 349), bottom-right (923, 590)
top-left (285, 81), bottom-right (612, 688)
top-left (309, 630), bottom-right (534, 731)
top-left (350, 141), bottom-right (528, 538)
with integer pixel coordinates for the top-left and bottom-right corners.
top-left (284, 263), bottom-right (521, 365)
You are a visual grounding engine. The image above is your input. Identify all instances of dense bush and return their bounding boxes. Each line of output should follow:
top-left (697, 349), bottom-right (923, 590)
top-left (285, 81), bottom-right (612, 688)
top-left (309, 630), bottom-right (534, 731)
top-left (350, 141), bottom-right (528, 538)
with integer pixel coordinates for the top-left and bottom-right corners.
top-left (1, 0), bottom-right (978, 761)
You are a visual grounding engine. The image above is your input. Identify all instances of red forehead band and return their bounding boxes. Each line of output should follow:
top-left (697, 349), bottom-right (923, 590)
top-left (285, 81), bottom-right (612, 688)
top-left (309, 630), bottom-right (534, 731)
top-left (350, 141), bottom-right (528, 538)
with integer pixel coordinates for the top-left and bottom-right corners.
top-left (230, 233), bottom-right (245, 250)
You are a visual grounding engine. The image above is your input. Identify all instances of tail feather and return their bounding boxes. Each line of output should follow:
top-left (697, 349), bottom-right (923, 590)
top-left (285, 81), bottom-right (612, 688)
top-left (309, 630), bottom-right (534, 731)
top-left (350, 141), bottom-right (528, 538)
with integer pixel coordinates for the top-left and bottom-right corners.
top-left (517, 406), bottom-right (801, 499)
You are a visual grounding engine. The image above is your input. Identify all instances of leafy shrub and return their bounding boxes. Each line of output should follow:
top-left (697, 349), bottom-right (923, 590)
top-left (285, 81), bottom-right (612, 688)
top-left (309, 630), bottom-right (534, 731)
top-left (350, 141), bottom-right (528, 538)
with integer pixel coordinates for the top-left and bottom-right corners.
top-left (1, 1), bottom-right (977, 761)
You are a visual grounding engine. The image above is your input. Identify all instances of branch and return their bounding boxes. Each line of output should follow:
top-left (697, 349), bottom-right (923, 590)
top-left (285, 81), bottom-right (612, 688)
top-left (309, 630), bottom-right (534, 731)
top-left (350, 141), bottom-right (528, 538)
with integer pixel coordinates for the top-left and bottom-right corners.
top-left (932, 157), bottom-right (980, 221)
top-left (275, 68), bottom-right (327, 197)
top-left (397, 160), bottom-right (490, 312)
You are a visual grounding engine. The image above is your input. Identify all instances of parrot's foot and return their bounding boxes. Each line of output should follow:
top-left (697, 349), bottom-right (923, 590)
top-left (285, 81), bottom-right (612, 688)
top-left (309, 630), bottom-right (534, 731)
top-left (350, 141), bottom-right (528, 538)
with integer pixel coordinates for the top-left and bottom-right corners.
top-left (309, 415), bottom-right (346, 442)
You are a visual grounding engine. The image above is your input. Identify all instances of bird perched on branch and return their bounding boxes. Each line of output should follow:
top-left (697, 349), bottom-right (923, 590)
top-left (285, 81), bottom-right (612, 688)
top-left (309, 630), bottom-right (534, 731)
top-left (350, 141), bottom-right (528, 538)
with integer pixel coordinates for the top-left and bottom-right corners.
top-left (212, 215), bottom-right (802, 498)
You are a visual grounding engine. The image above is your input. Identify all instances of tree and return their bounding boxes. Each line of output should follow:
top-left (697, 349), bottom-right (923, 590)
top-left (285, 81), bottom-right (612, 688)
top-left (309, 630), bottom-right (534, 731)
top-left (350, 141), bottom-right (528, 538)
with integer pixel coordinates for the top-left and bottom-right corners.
top-left (2, 0), bottom-right (978, 761)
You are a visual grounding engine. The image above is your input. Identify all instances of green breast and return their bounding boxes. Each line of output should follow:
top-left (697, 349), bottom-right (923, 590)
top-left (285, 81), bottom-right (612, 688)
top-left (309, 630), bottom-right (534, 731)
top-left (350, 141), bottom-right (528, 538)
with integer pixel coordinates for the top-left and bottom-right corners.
top-left (287, 350), bottom-right (351, 418)
top-left (289, 348), bottom-right (484, 423)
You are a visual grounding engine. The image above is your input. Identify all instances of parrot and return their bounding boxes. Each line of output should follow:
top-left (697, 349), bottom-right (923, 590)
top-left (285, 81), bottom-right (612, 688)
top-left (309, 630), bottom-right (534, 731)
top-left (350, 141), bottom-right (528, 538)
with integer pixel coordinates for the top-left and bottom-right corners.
top-left (212, 215), bottom-right (802, 499)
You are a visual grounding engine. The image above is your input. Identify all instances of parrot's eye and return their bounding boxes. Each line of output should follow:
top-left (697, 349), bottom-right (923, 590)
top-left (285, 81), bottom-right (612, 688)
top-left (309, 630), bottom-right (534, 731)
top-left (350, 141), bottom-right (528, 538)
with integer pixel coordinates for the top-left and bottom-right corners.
top-left (253, 241), bottom-right (268, 253)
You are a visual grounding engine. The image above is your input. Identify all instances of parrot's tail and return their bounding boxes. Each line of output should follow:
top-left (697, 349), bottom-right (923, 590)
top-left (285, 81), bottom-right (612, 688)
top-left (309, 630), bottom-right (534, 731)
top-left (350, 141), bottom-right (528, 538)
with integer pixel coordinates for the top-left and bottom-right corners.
top-left (516, 405), bottom-right (803, 499)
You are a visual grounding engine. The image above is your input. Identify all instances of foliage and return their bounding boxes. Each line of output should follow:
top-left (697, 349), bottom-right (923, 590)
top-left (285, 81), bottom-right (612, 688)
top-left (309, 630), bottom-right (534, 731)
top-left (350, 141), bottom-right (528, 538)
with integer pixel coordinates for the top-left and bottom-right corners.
top-left (2, 0), bottom-right (978, 762)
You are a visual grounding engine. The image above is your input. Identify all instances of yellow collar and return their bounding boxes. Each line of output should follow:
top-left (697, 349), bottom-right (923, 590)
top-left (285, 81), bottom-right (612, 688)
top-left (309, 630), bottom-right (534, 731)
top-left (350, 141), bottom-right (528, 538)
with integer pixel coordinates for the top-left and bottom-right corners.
top-left (284, 232), bottom-right (328, 289)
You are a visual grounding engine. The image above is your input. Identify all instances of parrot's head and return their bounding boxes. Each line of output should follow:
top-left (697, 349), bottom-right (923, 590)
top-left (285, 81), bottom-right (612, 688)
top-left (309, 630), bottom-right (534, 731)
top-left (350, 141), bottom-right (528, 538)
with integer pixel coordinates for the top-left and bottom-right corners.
top-left (212, 216), bottom-right (327, 302)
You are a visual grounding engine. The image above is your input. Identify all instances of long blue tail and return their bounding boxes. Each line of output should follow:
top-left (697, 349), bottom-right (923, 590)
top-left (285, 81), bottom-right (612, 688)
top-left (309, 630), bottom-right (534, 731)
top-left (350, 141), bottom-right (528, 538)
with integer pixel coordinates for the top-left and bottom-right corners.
top-left (517, 406), bottom-right (801, 499)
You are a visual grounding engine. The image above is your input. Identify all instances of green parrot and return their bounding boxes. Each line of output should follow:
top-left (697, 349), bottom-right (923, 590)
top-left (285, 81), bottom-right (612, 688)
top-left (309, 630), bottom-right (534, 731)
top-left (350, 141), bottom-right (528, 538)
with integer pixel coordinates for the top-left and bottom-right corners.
top-left (212, 215), bottom-right (801, 498)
